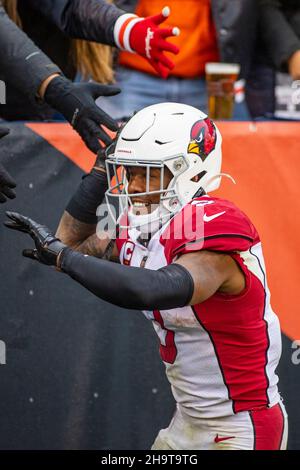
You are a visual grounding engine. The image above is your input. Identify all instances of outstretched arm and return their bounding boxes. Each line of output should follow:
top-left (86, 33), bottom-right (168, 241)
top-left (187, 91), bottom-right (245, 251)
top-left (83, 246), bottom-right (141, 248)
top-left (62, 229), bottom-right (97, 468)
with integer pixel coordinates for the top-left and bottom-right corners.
top-left (4, 211), bottom-right (245, 310)
top-left (4, 210), bottom-right (193, 310)
top-left (27, 0), bottom-right (124, 45)
top-left (26, 0), bottom-right (180, 79)
top-left (0, 5), bottom-right (120, 154)
top-left (58, 249), bottom-right (244, 309)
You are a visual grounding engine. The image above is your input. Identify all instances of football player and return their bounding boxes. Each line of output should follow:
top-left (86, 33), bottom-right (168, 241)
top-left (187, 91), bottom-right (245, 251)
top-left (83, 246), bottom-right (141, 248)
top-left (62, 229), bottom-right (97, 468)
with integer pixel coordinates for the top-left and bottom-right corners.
top-left (5, 103), bottom-right (288, 450)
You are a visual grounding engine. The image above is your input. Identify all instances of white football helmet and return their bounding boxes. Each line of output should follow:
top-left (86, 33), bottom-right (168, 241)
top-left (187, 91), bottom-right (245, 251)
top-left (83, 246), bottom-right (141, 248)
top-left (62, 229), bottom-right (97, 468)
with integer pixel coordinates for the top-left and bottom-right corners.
top-left (105, 102), bottom-right (223, 232)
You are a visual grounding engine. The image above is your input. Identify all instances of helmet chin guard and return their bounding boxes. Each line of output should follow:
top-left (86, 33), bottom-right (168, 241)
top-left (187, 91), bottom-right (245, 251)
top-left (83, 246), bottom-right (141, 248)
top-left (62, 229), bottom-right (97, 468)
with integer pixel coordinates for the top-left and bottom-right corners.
top-left (105, 102), bottom-right (223, 233)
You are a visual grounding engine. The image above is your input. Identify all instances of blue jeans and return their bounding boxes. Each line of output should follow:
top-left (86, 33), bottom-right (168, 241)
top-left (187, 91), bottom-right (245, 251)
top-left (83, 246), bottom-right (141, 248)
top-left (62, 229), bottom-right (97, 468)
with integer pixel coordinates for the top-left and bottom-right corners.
top-left (97, 66), bottom-right (250, 121)
top-left (98, 66), bottom-right (208, 120)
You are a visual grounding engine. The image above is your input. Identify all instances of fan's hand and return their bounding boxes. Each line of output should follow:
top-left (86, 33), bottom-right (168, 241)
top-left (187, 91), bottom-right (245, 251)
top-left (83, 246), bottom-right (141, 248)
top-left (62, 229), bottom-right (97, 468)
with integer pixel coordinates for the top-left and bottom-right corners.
top-left (114, 6), bottom-right (180, 79)
top-left (44, 76), bottom-right (121, 153)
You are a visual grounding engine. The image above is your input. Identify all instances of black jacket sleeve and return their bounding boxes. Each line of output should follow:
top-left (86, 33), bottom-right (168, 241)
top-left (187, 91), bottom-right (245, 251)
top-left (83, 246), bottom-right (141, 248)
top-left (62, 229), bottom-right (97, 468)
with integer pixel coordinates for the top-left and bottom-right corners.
top-left (60, 249), bottom-right (194, 311)
top-left (26, 0), bottom-right (125, 46)
top-left (259, 0), bottom-right (300, 70)
top-left (0, 5), bottom-right (61, 98)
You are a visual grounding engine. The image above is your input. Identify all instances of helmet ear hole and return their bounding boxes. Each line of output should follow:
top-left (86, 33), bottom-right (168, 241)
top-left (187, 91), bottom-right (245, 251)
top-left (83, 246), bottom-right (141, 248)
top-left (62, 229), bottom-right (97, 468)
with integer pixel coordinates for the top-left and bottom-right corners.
top-left (190, 170), bottom-right (207, 183)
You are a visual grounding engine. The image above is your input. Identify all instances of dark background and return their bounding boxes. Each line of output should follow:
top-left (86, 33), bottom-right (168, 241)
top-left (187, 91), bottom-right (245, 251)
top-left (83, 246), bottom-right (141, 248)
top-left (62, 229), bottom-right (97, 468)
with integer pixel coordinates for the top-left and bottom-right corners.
top-left (0, 124), bottom-right (298, 449)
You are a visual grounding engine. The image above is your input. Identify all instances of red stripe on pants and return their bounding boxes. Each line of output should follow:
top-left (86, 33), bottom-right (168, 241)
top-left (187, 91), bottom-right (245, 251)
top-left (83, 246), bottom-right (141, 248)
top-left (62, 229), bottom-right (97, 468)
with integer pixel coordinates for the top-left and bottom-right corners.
top-left (250, 403), bottom-right (285, 450)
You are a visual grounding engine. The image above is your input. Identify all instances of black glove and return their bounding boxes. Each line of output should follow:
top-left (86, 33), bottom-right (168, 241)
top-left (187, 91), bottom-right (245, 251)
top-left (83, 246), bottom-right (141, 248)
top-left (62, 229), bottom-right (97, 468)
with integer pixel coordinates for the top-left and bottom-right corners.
top-left (0, 126), bottom-right (16, 203)
top-left (44, 76), bottom-right (121, 154)
top-left (4, 212), bottom-right (67, 266)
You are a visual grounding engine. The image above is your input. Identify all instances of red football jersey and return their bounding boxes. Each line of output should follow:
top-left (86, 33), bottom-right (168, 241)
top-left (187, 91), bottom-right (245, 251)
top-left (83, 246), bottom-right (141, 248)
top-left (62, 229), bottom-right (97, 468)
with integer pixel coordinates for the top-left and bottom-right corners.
top-left (116, 196), bottom-right (282, 418)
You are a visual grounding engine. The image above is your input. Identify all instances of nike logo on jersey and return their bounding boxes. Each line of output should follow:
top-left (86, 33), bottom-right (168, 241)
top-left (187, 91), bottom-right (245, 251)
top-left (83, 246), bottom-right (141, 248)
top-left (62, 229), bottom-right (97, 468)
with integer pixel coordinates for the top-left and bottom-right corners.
top-left (214, 434), bottom-right (235, 443)
top-left (203, 211), bottom-right (226, 222)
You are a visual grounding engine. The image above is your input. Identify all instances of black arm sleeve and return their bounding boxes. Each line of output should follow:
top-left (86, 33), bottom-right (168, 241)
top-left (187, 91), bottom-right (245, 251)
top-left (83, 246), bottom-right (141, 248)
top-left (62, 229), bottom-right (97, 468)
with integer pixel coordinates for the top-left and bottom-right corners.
top-left (26, 0), bottom-right (125, 45)
top-left (0, 6), bottom-right (61, 98)
top-left (65, 169), bottom-right (108, 224)
top-left (60, 249), bottom-right (194, 310)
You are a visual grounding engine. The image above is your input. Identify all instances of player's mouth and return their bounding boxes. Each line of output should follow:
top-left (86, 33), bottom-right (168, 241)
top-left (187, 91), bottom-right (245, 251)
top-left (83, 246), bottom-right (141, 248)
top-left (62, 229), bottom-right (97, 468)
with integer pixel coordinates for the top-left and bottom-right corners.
top-left (130, 200), bottom-right (157, 215)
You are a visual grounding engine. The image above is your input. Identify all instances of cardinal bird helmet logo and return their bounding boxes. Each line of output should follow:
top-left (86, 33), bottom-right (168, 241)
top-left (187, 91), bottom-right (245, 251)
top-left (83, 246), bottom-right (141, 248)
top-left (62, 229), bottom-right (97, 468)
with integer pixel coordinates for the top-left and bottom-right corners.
top-left (187, 118), bottom-right (217, 162)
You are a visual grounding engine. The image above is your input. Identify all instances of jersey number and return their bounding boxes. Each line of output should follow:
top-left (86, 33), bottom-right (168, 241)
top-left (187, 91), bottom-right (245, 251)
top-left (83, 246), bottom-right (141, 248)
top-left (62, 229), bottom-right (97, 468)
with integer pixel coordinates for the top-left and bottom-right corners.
top-left (153, 310), bottom-right (177, 364)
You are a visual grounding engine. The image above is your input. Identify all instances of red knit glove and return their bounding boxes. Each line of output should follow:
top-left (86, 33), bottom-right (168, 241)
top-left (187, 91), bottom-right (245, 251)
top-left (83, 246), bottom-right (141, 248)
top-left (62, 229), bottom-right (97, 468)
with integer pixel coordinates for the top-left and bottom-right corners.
top-left (114, 6), bottom-right (180, 79)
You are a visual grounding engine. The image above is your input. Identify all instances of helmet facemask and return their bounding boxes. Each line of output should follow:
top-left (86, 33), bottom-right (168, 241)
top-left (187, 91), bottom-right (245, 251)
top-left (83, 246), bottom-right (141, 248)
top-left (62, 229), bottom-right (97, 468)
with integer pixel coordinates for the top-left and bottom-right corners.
top-left (105, 155), bottom-right (188, 235)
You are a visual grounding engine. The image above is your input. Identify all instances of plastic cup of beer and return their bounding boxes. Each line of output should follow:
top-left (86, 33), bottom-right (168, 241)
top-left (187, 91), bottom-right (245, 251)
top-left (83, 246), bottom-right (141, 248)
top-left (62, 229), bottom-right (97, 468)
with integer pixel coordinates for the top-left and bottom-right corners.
top-left (205, 63), bottom-right (241, 119)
